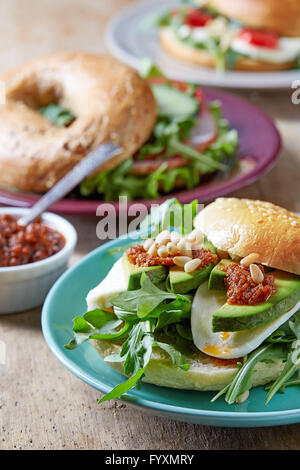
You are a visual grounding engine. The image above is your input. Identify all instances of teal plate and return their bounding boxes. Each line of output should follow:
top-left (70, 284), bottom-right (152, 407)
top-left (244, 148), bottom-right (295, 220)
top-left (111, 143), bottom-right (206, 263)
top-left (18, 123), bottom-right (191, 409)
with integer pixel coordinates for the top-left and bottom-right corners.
top-left (42, 231), bottom-right (300, 427)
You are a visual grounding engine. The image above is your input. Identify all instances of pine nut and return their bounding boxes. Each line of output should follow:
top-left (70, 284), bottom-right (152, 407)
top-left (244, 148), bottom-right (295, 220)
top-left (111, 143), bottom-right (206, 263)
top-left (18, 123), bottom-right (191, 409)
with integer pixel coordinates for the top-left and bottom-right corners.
top-left (157, 246), bottom-right (168, 258)
top-left (240, 253), bottom-right (260, 267)
top-left (250, 264), bottom-right (264, 283)
top-left (155, 230), bottom-right (171, 246)
top-left (170, 231), bottom-right (182, 244)
top-left (143, 238), bottom-right (154, 251)
top-left (184, 241), bottom-right (192, 258)
top-left (187, 229), bottom-right (203, 243)
top-left (184, 258), bottom-right (201, 273)
top-left (166, 242), bottom-right (177, 255)
top-left (236, 390), bottom-right (249, 404)
top-left (173, 256), bottom-right (192, 268)
top-left (148, 243), bottom-right (158, 256)
top-left (177, 239), bottom-right (187, 253)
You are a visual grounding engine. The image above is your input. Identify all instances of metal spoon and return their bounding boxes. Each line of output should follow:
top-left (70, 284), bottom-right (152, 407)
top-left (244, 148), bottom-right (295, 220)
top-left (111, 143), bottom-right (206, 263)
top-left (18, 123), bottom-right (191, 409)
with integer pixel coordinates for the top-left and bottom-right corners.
top-left (18, 142), bottom-right (122, 226)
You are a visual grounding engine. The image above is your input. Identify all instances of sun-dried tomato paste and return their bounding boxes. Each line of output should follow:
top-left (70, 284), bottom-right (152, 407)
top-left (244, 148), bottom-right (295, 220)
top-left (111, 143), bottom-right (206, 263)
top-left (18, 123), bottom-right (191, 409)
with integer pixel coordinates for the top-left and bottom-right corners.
top-left (225, 263), bottom-right (276, 306)
top-left (126, 244), bottom-right (217, 269)
top-left (0, 214), bottom-right (65, 267)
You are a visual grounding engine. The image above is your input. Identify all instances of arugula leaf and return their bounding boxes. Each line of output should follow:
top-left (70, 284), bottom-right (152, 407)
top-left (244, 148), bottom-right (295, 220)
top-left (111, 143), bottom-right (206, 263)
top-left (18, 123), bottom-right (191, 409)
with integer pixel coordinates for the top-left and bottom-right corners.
top-left (112, 274), bottom-right (175, 318)
top-left (153, 298), bottom-right (191, 329)
top-left (139, 197), bottom-right (198, 236)
top-left (39, 103), bottom-right (75, 127)
top-left (153, 341), bottom-right (190, 370)
top-left (79, 71), bottom-right (238, 201)
top-left (98, 367), bottom-right (147, 404)
top-left (64, 309), bottom-right (129, 349)
top-left (289, 310), bottom-right (300, 339)
top-left (121, 322), bottom-right (150, 375)
top-left (139, 57), bottom-right (165, 79)
top-left (265, 346), bottom-right (300, 404)
top-left (212, 343), bottom-right (287, 404)
top-left (99, 321), bottom-right (155, 403)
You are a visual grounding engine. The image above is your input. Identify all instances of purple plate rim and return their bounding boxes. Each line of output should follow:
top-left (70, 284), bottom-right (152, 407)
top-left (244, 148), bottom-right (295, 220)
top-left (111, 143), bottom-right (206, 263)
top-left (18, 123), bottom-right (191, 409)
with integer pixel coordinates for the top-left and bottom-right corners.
top-left (0, 87), bottom-right (281, 215)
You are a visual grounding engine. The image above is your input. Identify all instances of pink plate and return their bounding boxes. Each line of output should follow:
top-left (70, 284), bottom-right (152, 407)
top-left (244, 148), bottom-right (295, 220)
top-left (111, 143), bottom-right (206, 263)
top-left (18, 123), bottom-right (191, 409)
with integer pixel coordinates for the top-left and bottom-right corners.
top-left (0, 88), bottom-right (281, 215)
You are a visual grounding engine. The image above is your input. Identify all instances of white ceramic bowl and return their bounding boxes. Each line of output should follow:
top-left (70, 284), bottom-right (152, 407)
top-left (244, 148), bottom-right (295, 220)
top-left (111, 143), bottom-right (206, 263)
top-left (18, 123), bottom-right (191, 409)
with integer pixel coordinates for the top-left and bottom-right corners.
top-left (0, 207), bottom-right (77, 314)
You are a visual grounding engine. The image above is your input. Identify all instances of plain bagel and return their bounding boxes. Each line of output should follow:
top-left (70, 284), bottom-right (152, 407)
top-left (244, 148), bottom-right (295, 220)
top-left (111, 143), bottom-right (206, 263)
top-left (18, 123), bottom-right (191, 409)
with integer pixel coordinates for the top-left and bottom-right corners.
top-left (0, 52), bottom-right (157, 192)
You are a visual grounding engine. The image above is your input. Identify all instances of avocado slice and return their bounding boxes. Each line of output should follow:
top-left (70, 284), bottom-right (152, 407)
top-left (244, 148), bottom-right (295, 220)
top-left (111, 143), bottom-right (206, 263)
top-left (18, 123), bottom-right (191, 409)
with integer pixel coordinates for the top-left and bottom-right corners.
top-left (122, 253), bottom-right (168, 291)
top-left (169, 238), bottom-right (218, 294)
top-left (208, 259), bottom-right (236, 290)
top-left (169, 264), bottom-right (214, 294)
top-left (212, 270), bottom-right (300, 332)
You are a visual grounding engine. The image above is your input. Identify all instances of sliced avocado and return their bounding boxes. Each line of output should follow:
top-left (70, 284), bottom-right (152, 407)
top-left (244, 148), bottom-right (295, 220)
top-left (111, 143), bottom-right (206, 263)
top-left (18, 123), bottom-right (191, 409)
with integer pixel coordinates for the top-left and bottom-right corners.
top-left (202, 238), bottom-right (217, 254)
top-left (212, 270), bottom-right (300, 332)
top-left (208, 259), bottom-right (236, 290)
top-left (169, 264), bottom-right (214, 294)
top-left (169, 238), bottom-right (218, 294)
top-left (122, 253), bottom-right (168, 291)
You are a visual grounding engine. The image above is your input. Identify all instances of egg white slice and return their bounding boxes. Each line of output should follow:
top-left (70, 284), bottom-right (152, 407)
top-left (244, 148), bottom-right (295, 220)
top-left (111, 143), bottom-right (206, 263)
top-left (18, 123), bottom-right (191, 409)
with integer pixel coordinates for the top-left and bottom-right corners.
top-left (191, 282), bottom-right (300, 359)
top-left (86, 257), bottom-right (127, 310)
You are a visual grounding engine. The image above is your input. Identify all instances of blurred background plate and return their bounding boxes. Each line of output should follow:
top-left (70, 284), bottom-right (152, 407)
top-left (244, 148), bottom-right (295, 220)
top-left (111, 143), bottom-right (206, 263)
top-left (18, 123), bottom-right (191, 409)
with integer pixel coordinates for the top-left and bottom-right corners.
top-left (106, 0), bottom-right (300, 90)
top-left (41, 231), bottom-right (300, 427)
top-left (0, 88), bottom-right (281, 215)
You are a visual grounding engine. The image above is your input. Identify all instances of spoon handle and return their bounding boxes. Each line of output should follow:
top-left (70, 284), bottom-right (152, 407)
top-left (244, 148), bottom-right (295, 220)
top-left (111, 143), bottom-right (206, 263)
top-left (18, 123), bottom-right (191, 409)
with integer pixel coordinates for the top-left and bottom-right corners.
top-left (18, 142), bottom-right (122, 226)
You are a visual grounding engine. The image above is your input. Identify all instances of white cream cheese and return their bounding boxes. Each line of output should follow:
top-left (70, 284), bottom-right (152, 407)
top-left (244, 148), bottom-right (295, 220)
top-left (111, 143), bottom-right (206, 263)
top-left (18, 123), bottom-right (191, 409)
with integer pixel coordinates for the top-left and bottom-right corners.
top-left (231, 37), bottom-right (300, 63)
top-left (86, 257), bottom-right (127, 310)
top-left (176, 18), bottom-right (300, 64)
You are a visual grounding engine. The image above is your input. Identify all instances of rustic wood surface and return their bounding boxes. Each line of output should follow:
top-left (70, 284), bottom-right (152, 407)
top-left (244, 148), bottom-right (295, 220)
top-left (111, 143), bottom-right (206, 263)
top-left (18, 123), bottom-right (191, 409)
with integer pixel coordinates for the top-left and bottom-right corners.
top-left (0, 0), bottom-right (299, 450)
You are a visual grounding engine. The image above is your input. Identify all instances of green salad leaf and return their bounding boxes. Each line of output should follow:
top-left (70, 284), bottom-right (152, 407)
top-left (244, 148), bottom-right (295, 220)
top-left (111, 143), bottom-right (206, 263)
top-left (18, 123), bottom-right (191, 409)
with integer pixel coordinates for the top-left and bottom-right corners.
top-left (111, 273), bottom-right (178, 319)
top-left (212, 343), bottom-right (287, 404)
top-left (80, 65), bottom-right (238, 200)
top-left (65, 273), bottom-right (193, 402)
top-left (64, 309), bottom-right (130, 349)
top-left (139, 197), bottom-right (199, 236)
top-left (39, 103), bottom-right (75, 127)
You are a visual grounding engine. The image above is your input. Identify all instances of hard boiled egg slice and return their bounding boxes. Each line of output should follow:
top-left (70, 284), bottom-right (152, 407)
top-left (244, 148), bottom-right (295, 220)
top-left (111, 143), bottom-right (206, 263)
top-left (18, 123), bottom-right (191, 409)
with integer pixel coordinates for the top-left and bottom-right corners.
top-left (191, 282), bottom-right (300, 359)
top-left (86, 257), bottom-right (127, 310)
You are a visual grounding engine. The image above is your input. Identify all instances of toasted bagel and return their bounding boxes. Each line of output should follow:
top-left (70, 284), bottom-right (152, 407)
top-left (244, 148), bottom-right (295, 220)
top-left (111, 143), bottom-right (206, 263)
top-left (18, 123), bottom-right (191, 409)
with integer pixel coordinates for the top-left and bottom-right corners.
top-left (91, 338), bottom-right (284, 391)
top-left (0, 52), bottom-right (156, 192)
top-left (159, 28), bottom-right (295, 71)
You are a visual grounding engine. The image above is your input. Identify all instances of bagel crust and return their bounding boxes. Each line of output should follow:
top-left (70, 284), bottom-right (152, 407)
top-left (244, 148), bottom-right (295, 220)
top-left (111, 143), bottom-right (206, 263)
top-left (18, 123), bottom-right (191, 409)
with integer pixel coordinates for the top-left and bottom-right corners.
top-left (194, 198), bottom-right (300, 275)
top-left (0, 52), bottom-right (157, 192)
top-left (207, 0), bottom-right (300, 38)
top-left (90, 338), bottom-right (284, 391)
top-left (159, 28), bottom-right (295, 72)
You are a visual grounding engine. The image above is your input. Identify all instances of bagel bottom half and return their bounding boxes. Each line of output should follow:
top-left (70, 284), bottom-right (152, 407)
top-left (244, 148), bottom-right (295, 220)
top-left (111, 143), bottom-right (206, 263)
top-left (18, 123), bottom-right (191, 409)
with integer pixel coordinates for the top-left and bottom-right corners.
top-left (160, 28), bottom-right (294, 72)
top-left (90, 338), bottom-right (284, 391)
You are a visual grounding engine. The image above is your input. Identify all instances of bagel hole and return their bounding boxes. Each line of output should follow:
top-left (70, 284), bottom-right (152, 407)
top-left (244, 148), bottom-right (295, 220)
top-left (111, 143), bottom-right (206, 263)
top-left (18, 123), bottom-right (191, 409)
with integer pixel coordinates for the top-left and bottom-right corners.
top-left (8, 80), bottom-right (76, 127)
top-left (8, 81), bottom-right (62, 109)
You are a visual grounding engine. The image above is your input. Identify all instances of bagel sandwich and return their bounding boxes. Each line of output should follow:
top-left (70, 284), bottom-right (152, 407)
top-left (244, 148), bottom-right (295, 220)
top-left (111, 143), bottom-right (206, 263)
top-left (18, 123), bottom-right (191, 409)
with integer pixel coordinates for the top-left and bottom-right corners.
top-left (66, 197), bottom-right (300, 405)
top-left (157, 0), bottom-right (300, 71)
top-left (0, 52), bottom-right (238, 199)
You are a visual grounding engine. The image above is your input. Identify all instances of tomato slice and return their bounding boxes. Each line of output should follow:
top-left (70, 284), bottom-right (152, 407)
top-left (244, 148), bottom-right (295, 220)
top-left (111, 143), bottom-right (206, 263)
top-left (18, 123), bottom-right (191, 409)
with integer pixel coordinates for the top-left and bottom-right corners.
top-left (238, 28), bottom-right (279, 49)
top-left (184, 9), bottom-right (212, 28)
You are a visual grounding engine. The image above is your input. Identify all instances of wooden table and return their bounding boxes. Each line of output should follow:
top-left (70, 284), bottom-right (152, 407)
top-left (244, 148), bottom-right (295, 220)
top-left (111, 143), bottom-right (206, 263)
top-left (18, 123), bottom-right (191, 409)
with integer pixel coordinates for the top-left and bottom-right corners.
top-left (0, 0), bottom-right (299, 450)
